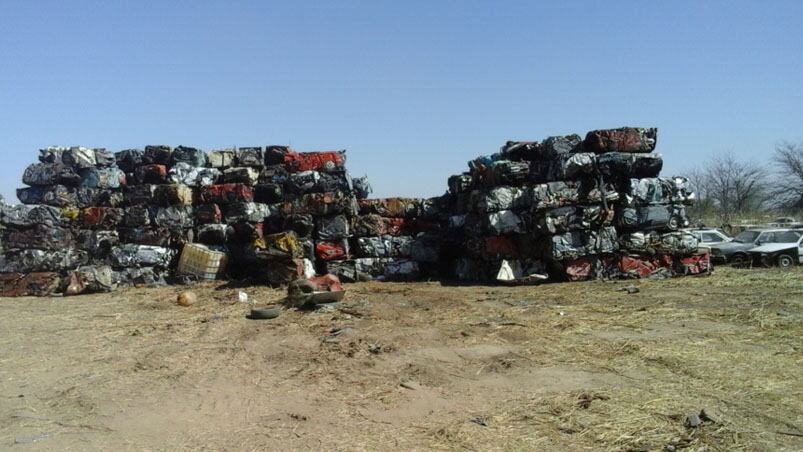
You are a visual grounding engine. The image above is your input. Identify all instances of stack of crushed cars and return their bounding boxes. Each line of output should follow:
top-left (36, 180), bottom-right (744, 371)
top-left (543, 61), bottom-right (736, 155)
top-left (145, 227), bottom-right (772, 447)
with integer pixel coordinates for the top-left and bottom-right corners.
top-left (0, 145), bottom-right (372, 296)
top-left (441, 127), bottom-right (708, 283)
top-left (322, 197), bottom-right (444, 282)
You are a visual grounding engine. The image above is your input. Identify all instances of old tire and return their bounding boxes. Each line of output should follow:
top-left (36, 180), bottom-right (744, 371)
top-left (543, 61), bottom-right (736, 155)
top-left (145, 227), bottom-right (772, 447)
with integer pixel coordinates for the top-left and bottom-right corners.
top-left (777, 254), bottom-right (795, 269)
top-left (731, 254), bottom-right (748, 267)
top-left (667, 216), bottom-right (681, 231)
top-left (249, 308), bottom-right (281, 320)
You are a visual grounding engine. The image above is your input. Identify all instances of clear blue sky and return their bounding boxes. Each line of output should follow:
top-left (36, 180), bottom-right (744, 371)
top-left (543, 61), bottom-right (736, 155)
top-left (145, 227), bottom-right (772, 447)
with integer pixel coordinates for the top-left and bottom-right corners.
top-left (1, 1), bottom-right (801, 202)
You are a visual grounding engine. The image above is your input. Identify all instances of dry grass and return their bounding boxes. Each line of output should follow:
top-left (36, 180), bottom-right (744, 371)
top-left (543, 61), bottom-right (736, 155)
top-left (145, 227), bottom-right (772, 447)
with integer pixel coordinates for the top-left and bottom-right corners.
top-left (0, 267), bottom-right (801, 451)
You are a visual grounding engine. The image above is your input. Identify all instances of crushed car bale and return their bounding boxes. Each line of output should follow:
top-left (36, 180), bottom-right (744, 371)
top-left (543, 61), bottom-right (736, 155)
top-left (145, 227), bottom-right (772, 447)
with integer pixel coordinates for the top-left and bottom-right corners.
top-left (439, 126), bottom-right (707, 282)
top-left (1, 145), bottom-right (372, 295)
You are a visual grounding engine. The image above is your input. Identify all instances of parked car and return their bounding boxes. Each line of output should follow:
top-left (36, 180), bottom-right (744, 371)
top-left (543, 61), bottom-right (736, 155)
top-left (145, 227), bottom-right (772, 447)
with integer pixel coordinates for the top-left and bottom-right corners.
top-left (768, 217), bottom-right (803, 228)
top-left (690, 228), bottom-right (731, 248)
top-left (749, 230), bottom-right (803, 268)
top-left (710, 229), bottom-right (795, 265)
top-left (770, 217), bottom-right (797, 225)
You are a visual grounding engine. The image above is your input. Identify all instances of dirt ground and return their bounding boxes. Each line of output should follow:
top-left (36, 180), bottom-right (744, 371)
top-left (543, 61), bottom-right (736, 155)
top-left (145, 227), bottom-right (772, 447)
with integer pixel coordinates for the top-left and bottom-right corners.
top-left (0, 267), bottom-right (801, 451)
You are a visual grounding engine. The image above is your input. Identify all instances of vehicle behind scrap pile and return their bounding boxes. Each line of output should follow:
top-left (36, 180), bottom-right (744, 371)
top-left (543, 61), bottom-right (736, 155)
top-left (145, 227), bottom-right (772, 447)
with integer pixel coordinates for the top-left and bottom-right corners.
top-left (748, 229), bottom-right (803, 268)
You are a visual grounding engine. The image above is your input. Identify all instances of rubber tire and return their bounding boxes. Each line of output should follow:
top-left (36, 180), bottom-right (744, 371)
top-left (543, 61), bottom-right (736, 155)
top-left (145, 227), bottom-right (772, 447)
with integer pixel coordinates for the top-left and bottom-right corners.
top-left (667, 216), bottom-right (680, 231)
top-left (731, 254), bottom-right (748, 267)
top-left (777, 254), bottom-right (795, 269)
top-left (249, 308), bottom-right (281, 320)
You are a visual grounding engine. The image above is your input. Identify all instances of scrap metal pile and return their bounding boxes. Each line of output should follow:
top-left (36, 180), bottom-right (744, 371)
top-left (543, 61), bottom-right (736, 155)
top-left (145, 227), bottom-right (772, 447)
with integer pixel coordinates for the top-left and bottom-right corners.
top-left (0, 127), bottom-right (709, 296)
top-left (323, 197), bottom-right (443, 282)
top-left (440, 127), bottom-right (708, 282)
top-left (0, 145), bottom-right (372, 296)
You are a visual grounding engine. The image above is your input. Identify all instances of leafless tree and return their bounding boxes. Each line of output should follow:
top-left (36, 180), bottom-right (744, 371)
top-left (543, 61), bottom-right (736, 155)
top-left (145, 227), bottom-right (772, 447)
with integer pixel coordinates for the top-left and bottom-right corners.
top-left (703, 152), bottom-right (768, 221)
top-left (685, 167), bottom-right (709, 200)
top-left (684, 167), bottom-right (715, 219)
top-left (771, 141), bottom-right (803, 209)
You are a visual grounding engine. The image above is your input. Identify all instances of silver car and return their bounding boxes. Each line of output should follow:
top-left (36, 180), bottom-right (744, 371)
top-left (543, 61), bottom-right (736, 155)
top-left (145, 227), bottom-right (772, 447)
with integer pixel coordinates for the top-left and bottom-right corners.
top-left (690, 228), bottom-right (731, 247)
top-left (749, 230), bottom-right (803, 268)
top-left (711, 229), bottom-right (791, 265)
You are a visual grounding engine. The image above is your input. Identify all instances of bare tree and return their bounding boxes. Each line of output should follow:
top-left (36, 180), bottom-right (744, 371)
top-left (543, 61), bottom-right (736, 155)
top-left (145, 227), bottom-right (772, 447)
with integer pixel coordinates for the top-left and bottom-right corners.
top-left (684, 167), bottom-right (715, 220)
top-left (703, 152), bottom-right (768, 221)
top-left (771, 141), bottom-right (803, 209)
top-left (685, 167), bottom-right (709, 200)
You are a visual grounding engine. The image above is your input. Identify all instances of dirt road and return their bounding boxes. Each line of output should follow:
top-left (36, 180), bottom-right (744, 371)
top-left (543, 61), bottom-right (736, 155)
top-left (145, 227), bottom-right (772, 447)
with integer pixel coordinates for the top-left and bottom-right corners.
top-left (1, 267), bottom-right (801, 451)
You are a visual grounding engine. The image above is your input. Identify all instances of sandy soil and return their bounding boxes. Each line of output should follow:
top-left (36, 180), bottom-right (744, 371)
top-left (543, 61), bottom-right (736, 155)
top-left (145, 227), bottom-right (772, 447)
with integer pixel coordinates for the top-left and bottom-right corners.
top-left (1, 267), bottom-right (801, 451)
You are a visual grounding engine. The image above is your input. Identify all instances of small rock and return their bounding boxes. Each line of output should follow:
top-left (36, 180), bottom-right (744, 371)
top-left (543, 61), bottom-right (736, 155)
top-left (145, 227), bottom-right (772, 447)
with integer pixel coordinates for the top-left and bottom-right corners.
top-left (315, 304), bottom-right (338, 313)
top-left (400, 381), bottom-right (421, 391)
top-left (15, 433), bottom-right (51, 445)
top-left (470, 417), bottom-right (489, 427)
top-left (177, 291), bottom-right (197, 307)
top-left (700, 407), bottom-right (721, 424)
top-left (664, 445), bottom-right (676, 452)
top-left (288, 279), bottom-right (317, 298)
top-left (329, 327), bottom-right (353, 337)
top-left (685, 412), bottom-right (702, 428)
top-left (512, 299), bottom-right (537, 307)
top-left (200, 314), bottom-right (225, 324)
top-left (618, 285), bottom-right (640, 294)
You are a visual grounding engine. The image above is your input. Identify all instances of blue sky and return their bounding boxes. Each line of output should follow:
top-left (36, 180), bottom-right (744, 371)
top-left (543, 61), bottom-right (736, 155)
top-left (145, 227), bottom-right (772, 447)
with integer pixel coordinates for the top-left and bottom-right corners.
top-left (1, 1), bottom-right (801, 201)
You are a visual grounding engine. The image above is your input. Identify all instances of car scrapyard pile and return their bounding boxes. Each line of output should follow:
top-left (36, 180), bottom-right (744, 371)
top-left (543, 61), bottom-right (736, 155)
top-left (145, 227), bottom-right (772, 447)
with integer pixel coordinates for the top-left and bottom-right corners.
top-left (0, 127), bottom-right (710, 297)
top-left (440, 127), bottom-right (708, 282)
top-left (0, 145), bottom-right (375, 296)
top-left (324, 197), bottom-right (442, 282)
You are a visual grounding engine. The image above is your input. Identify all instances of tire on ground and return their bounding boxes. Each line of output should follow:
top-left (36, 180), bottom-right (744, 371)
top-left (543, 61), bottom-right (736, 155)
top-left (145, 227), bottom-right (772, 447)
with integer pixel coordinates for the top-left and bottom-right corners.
top-left (777, 254), bottom-right (795, 269)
